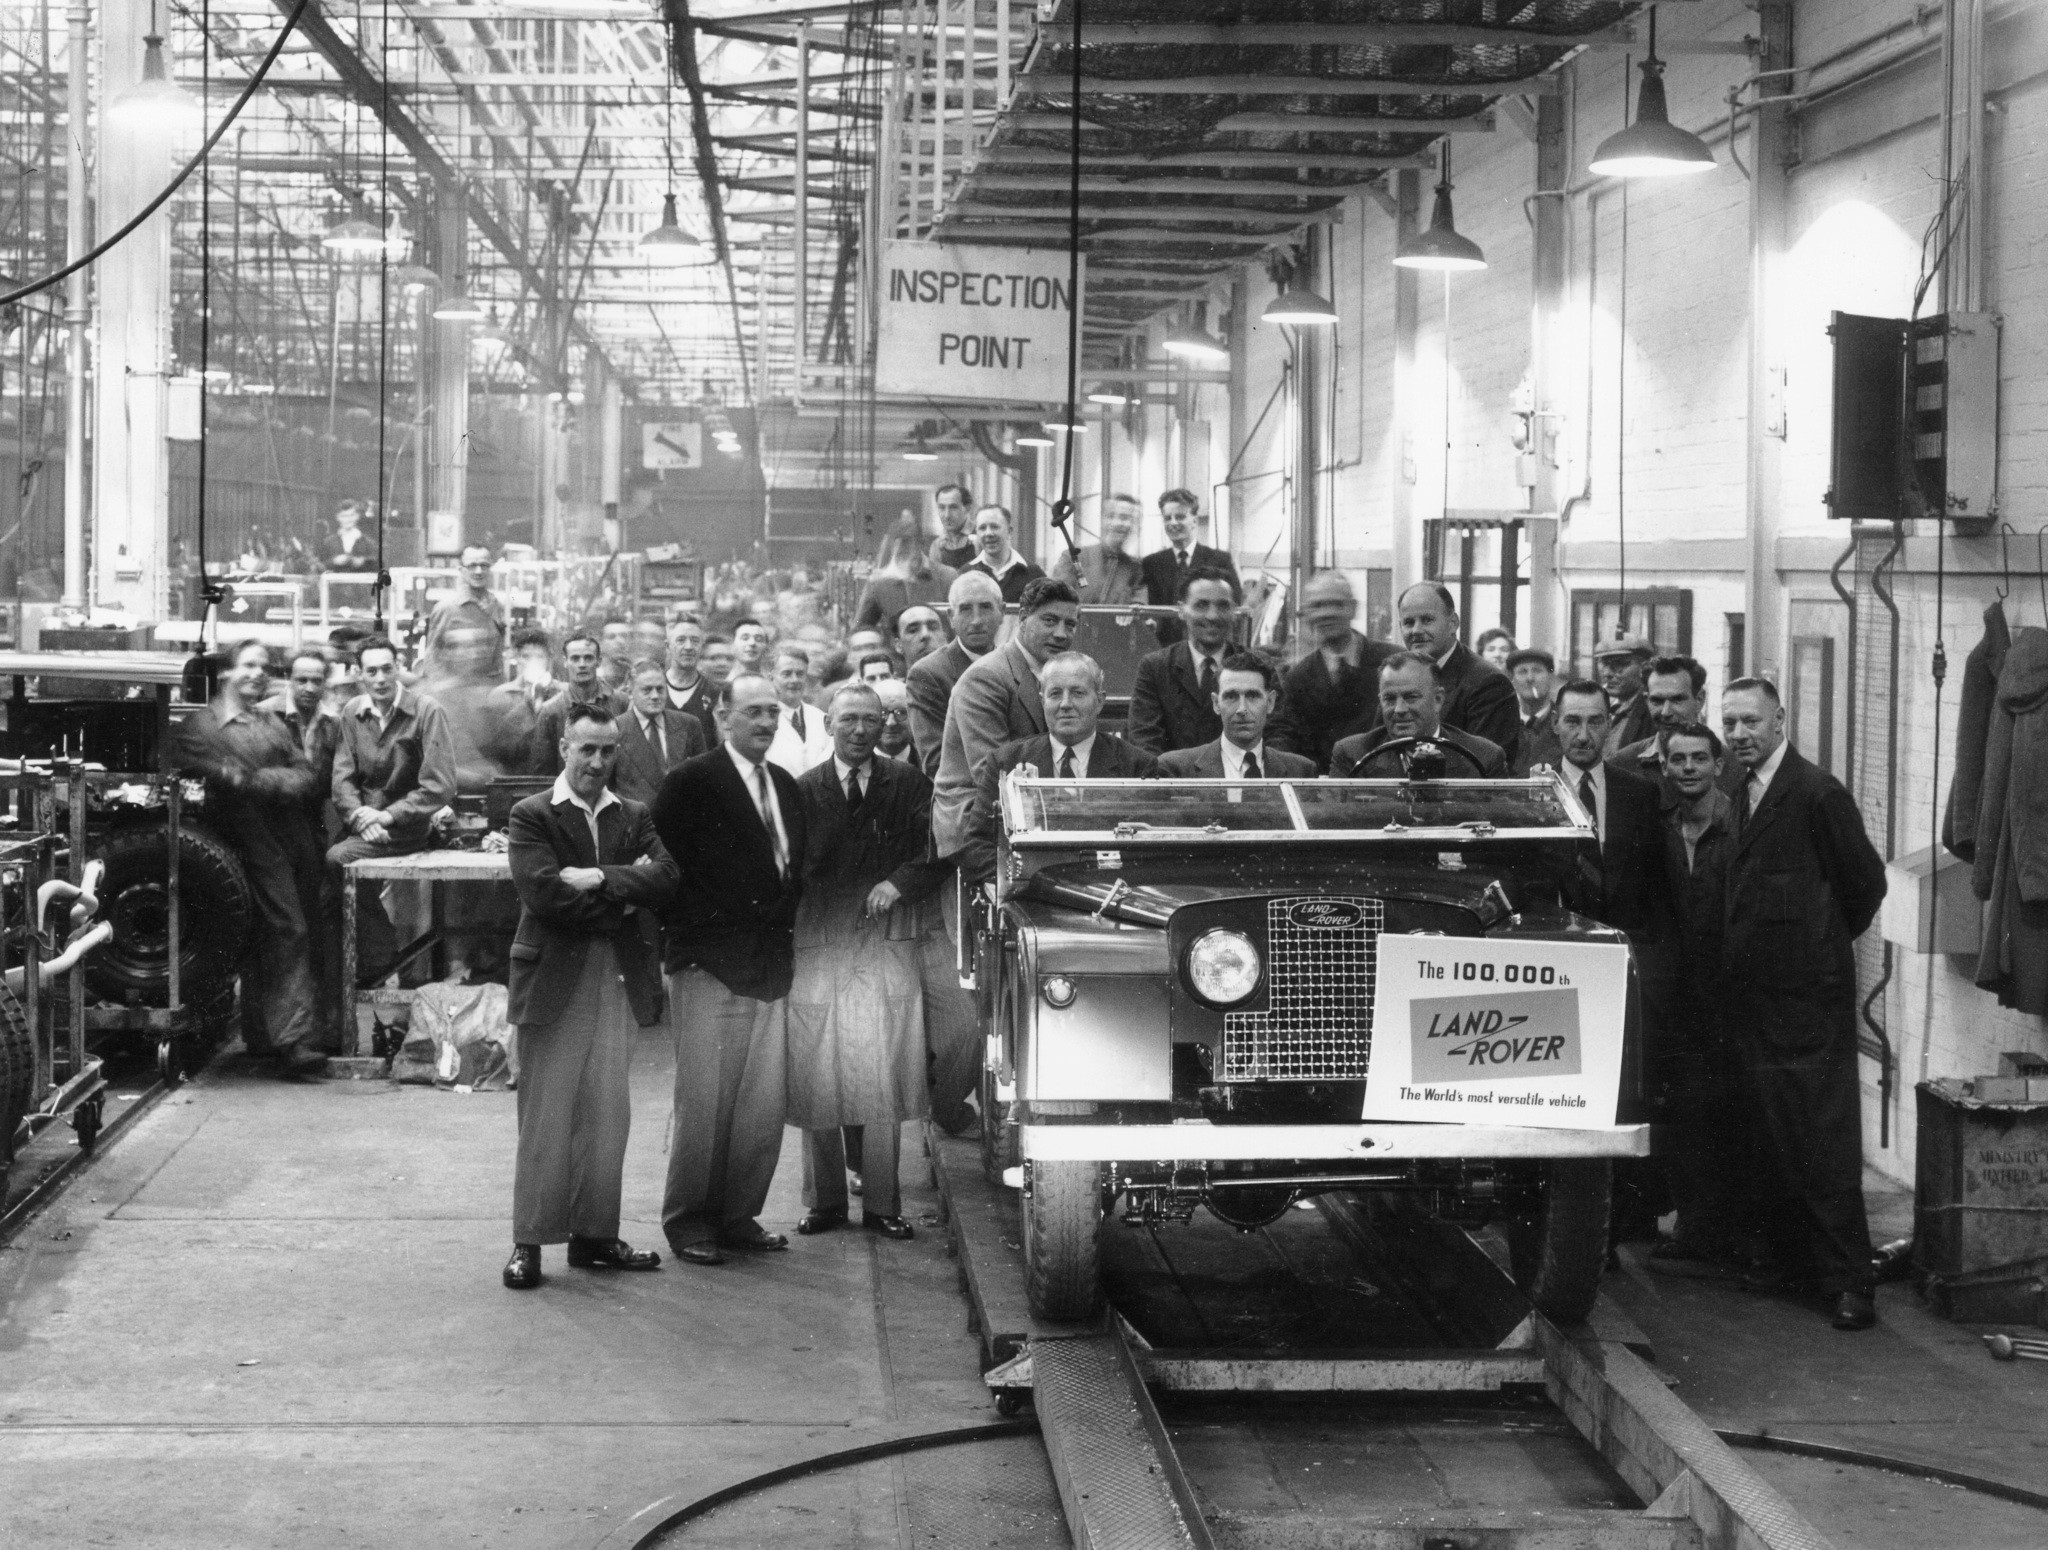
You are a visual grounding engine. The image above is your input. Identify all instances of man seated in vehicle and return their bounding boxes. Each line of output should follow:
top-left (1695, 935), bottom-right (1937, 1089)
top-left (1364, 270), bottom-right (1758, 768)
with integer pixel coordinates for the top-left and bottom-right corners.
top-left (958, 651), bottom-right (1158, 885)
top-left (1127, 566), bottom-right (1239, 755)
top-left (1328, 651), bottom-right (1509, 778)
top-left (1158, 653), bottom-right (1316, 780)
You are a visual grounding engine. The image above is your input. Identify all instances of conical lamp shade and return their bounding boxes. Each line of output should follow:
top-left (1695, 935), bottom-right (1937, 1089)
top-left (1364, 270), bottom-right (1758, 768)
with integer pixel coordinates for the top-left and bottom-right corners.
top-left (1263, 284), bottom-right (1339, 325)
top-left (391, 261), bottom-right (439, 296)
top-left (432, 289), bottom-right (486, 322)
top-left (1163, 325), bottom-right (1228, 363)
top-left (1589, 67), bottom-right (1715, 177)
top-left (110, 35), bottom-right (203, 133)
top-left (1392, 183), bottom-right (1487, 271)
top-left (640, 194), bottom-right (701, 265)
top-left (321, 210), bottom-right (388, 260)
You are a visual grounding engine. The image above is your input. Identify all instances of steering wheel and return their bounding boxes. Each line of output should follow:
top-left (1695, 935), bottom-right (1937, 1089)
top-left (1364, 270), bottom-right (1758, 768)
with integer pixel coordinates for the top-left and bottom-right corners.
top-left (1359, 735), bottom-right (1491, 780)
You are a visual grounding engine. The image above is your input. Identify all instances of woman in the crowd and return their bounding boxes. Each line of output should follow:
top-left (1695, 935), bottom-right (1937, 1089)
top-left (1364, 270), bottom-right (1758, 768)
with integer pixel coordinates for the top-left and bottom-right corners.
top-left (1476, 627), bottom-right (1516, 673)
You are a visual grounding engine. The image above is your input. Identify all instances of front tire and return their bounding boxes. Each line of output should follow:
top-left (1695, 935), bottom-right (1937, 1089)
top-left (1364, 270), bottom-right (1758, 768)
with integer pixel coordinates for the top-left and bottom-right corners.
top-left (978, 1063), bottom-right (1018, 1185)
top-left (1023, 1160), bottom-right (1104, 1322)
top-left (1505, 1158), bottom-right (1612, 1323)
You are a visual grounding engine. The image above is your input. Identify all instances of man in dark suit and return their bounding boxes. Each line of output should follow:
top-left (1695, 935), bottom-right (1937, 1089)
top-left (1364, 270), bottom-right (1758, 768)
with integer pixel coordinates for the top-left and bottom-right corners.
top-left (1158, 653), bottom-right (1317, 779)
top-left (613, 660), bottom-right (707, 805)
top-left (1719, 678), bottom-right (1887, 1331)
top-left (1613, 655), bottom-right (1708, 795)
top-left (1552, 679), bottom-right (1671, 943)
top-left (907, 571), bottom-right (1005, 774)
top-left (1330, 652), bottom-right (1509, 778)
top-left (1127, 566), bottom-right (1237, 755)
top-left (502, 703), bottom-right (679, 1290)
top-left (961, 652), bottom-right (1159, 884)
top-left (1270, 570), bottom-right (1399, 770)
top-left (1396, 581), bottom-right (1520, 754)
top-left (1141, 488), bottom-right (1240, 647)
top-left (933, 577), bottom-right (1079, 857)
top-left (651, 674), bottom-right (808, 1265)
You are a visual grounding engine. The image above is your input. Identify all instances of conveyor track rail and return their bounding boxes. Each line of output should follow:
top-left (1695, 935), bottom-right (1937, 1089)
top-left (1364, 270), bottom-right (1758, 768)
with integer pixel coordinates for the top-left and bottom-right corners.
top-left (930, 1130), bottom-right (1836, 1550)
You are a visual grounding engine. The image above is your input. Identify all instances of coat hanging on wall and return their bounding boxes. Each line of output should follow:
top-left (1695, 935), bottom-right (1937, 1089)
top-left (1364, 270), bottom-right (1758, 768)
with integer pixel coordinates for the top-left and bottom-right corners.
top-left (1943, 598), bottom-right (2009, 861)
top-left (1972, 627), bottom-right (2048, 1013)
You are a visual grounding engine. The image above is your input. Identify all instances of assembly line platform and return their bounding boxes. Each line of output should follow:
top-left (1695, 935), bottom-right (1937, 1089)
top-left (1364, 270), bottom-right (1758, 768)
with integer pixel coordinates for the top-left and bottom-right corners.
top-left (1, 1031), bottom-right (2046, 1549)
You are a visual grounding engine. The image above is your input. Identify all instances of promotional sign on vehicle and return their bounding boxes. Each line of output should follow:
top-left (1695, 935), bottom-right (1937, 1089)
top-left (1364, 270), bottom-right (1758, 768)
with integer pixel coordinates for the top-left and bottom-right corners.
top-left (875, 240), bottom-right (1082, 403)
top-left (1362, 936), bottom-right (1632, 1129)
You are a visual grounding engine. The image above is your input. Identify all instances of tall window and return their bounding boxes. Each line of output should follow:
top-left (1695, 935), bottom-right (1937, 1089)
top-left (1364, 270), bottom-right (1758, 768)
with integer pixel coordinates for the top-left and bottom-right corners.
top-left (1567, 589), bottom-right (1692, 677)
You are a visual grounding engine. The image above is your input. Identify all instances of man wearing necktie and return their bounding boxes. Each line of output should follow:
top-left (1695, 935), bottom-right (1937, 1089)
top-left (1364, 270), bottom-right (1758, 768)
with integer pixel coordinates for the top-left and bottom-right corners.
top-left (1718, 677), bottom-right (1887, 1332)
top-left (652, 675), bottom-right (809, 1265)
top-left (768, 643), bottom-right (831, 773)
top-left (959, 653), bottom-right (1160, 886)
top-left (787, 684), bottom-right (948, 1242)
top-left (1140, 488), bottom-right (1241, 648)
top-left (1128, 567), bottom-right (1241, 755)
top-left (1158, 654), bottom-right (1318, 780)
top-left (613, 660), bottom-right (707, 806)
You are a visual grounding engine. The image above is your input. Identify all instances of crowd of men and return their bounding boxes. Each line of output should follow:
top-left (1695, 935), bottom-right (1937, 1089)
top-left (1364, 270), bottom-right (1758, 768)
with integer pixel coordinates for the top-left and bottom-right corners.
top-left (171, 492), bottom-right (1889, 1334)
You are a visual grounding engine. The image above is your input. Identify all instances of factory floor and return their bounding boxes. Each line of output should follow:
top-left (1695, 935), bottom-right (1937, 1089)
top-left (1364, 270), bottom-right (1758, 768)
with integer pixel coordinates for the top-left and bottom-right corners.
top-left (1, 1030), bottom-right (2044, 1549)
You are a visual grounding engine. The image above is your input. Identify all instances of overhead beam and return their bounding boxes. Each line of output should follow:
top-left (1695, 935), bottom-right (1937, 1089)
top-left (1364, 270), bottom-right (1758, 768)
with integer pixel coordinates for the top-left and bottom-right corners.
top-left (1019, 73), bottom-right (1562, 97)
top-left (971, 147), bottom-right (1430, 172)
top-left (969, 173), bottom-right (1378, 197)
top-left (1214, 110), bottom-right (1497, 134)
top-left (934, 221), bottom-right (1318, 244)
top-left (947, 200), bottom-right (1344, 223)
top-left (1040, 21), bottom-right (1750, 55)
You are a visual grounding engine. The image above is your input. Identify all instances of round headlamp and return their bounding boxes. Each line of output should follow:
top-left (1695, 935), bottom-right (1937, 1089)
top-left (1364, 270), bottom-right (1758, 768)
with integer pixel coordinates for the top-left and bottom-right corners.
top-left (1187, 929), bottom-right (1261, 1006)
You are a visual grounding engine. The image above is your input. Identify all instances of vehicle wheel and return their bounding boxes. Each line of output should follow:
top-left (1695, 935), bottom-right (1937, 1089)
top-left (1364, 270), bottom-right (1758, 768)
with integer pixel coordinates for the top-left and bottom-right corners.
top-left (978, 1063), bottom-right (1018, 1186)
top-left (84, 823), bottom-right (252, 1008)
top-left (1023, 1160), bottom-right (1104, 1322)
top-left (1504, 1158), bottom-right (1612, 1324)
top-left (1, 984), bottom-right (33, 1165)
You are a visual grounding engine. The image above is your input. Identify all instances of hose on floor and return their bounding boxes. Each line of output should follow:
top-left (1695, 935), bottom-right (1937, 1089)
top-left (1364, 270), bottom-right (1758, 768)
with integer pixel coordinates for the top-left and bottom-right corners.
top-left (614, 1418), bottom-right (1041, 1549)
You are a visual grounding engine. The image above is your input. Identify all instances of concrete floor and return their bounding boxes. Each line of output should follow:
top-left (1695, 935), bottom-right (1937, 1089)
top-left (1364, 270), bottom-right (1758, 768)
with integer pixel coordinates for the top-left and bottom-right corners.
top-left (2, 1032), bottom-right (2044, 1549)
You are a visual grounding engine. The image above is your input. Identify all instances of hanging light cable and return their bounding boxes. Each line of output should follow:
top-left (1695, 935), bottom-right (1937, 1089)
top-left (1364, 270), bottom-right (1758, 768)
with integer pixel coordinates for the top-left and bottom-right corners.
top-left (642, 72), bottom-right (701, 263)
top-left (1588, 8), bottom-right (1716, 178)
top-left (1393, 140), bottom-right (1487, 271)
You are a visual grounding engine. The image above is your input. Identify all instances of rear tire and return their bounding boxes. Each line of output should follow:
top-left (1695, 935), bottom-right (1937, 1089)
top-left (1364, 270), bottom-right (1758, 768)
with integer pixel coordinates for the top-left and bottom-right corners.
top-left (978, 1062), bottom-right (1018, 1186)
top-left (1023, 1160), bottom-right (1104, 1322)
top-left (1505, 1158), bottom-right (1612, 1324)
top-left (85, 823), bottom-right (251, 1008)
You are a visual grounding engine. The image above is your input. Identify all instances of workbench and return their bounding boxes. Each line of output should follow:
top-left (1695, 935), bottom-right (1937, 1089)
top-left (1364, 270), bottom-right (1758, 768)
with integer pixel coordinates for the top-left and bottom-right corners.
top-left (339, 848), bottom-right (513, 1055)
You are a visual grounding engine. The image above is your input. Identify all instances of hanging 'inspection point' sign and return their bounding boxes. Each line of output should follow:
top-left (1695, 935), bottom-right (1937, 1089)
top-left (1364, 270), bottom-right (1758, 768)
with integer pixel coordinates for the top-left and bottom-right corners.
top-left (875, 240), bottom-right (1084, 403)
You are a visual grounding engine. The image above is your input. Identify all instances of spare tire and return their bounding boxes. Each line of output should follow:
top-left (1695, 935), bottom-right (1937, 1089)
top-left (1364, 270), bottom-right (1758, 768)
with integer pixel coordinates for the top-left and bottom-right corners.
top-left (83, 823), bottom-right (252, 1009)
top-left (2, 983), bottom-right (33, 1164)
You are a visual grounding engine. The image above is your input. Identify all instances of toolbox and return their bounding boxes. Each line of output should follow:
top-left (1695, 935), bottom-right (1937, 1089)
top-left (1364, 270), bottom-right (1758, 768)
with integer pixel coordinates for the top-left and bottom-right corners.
top-left (1916, 1077), bottom-right (2048, 1327)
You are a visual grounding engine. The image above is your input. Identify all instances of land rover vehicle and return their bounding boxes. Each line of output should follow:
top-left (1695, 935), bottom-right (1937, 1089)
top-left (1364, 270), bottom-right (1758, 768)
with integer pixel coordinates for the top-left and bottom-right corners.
top-left (974, 762), bottom-right (1649, 1323)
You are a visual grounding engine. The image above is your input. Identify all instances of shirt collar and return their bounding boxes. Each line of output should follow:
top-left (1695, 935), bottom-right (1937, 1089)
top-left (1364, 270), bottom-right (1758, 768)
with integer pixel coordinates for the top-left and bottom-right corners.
top-left (1750, 740), bottom-right (1789, 792)
top-left (1434, 643), bottom-right (1458, 669)
top-left (1569, 758), bottom-right (1607, 792)
top-left (725, 740), bottom-right (769, 780)
top-left (354, 687), bottom-right (411, 721)
top-left (550, 771), bottom-right (620, 818)
top-left (1221, 738), bottom-right (1265, 777)
top-left (1050, 732), bottom-right (1096, 773)
top-left (984, 551), bottom-right (1023, 576)
top-left (833, 753), bottom-right (872, 786)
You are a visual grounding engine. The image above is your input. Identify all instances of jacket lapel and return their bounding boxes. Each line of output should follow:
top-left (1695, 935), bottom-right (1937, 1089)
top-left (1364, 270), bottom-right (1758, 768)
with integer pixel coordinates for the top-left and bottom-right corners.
top-left (1734, 747), bottom-right (1800, 856)
top-left (1173, 643), bottom-right (1206, 708)
top-left (553, 797), bottom-right (600, 867)
top-left (1014, 645), bottom-right (1048, 735)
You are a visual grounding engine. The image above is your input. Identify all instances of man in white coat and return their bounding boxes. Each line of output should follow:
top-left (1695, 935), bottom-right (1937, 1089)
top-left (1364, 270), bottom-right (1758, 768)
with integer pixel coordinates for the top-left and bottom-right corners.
top-left (766, 643), bottom-right (832, 775)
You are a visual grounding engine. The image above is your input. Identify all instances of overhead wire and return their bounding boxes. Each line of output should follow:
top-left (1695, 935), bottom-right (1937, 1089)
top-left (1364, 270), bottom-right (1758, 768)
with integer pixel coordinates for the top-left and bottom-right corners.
top-left (1047, 0), bottom-right (1082, 568)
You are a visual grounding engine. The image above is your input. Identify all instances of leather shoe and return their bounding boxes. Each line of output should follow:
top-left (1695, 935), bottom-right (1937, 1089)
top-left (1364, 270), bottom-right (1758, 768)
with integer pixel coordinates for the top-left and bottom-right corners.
top-left (1831, 1291), bottom-right (1877, 1331)
top-left (672, 1240), bottom-right (726, 1266)
top-left (797, 1208), bottom-right (848, 1235)
top-left (863, 1212), bottom-right (915, 1241)
top-left (502, 1244), bottom-right (541, 1290)
top-left (720, 1223), bottom-right (789, 1252)
top-left (567, 1237), bottom-right (661, 1271)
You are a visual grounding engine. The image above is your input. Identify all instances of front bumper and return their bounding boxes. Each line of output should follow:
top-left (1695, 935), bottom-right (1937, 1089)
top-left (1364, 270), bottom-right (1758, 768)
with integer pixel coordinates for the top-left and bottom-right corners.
top-left (1018, 1121), bottom-right (1651, 1162)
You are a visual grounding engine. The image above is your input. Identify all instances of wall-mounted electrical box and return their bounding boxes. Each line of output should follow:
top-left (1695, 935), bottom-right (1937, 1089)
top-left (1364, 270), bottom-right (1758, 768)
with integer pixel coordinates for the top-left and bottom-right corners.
top-left (1826, 310), bottom-right (1999, 534)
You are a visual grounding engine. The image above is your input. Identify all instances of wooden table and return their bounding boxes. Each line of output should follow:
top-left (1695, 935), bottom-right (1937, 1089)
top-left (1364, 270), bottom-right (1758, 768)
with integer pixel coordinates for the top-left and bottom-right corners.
top-left (340, 849), bottom-right (512, 1054)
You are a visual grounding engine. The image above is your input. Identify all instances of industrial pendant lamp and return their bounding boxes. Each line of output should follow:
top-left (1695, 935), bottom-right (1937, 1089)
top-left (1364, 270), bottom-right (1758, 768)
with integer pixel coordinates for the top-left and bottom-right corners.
top-left (321, 199), bottom-right (388, 260)
top-left (432, 286), bottom-right (486, 322)
top-left (640, 193), bottom-right (701, 265)
top-left (901, 433), bottom-right (939, 463)
top-left (1014, 427), bottom-right (1055, 448)
top-left (1163, 305), bottom-right (1229, 362)
top-left (391, 260), bottom-right (439, 297)
top-left (1262, 282), bottom-right (1340, 326)
top-left (1393, 143), bottom-right (1486, 272)
top-left (110, 32), bottom-right (203, 133)
top-left (1588, 11), bottom-right (1715, 177)
top-left (1086, 382), bottom-right (1132, 406)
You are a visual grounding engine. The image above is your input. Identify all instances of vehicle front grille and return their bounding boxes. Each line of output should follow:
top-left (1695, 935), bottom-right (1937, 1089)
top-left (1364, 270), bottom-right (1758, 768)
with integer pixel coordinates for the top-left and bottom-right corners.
top-left (1222, 895), bottom-right (1383, 1082)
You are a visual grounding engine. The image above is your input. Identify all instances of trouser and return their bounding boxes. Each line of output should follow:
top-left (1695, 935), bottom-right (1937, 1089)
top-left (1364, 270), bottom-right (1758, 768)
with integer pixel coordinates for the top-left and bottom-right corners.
top-left (512, 949), bottom-right (633, 1245)
top-left (324, 829), bottom-right (433, 996)
top-left (231, 809), bottom-right (330, 1059)
top-left (802, 1122), bottom-right (902, 1218)
top-left (1653, 1015), bottom-right (1750, 1258)
top-left (660, 968), bottom-right (787, 1247)
top-left (919, 923), bottom-right (980, 1126)
top-left (1735, 998), bottom-right (1874, 1295)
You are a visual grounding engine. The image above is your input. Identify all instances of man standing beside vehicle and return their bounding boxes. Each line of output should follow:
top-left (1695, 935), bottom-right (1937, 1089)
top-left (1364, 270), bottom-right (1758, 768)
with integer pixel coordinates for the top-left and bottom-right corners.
top-left (1394, 582), bottom-right (1520, 755)
top-left (1719, 679), bottom-right (1887, 1331)
top-left (501, 702), bottom-right (678, 1290)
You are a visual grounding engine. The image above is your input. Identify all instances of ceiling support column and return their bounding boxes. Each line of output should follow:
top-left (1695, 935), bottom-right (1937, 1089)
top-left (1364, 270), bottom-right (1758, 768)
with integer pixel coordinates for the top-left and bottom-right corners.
top-left (91, 0), bottom-right (173, 618)
top-left (1744, 0), bottom-right (1794, 682)
top-left (1527, 93), bottom-right (1570, 656)
top-left (61, 0), bottom-right (90, 608)
top-left (1388, 168), bottom-right (1422, 598)
top-left (426, 183), bottom-right (470, 548)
